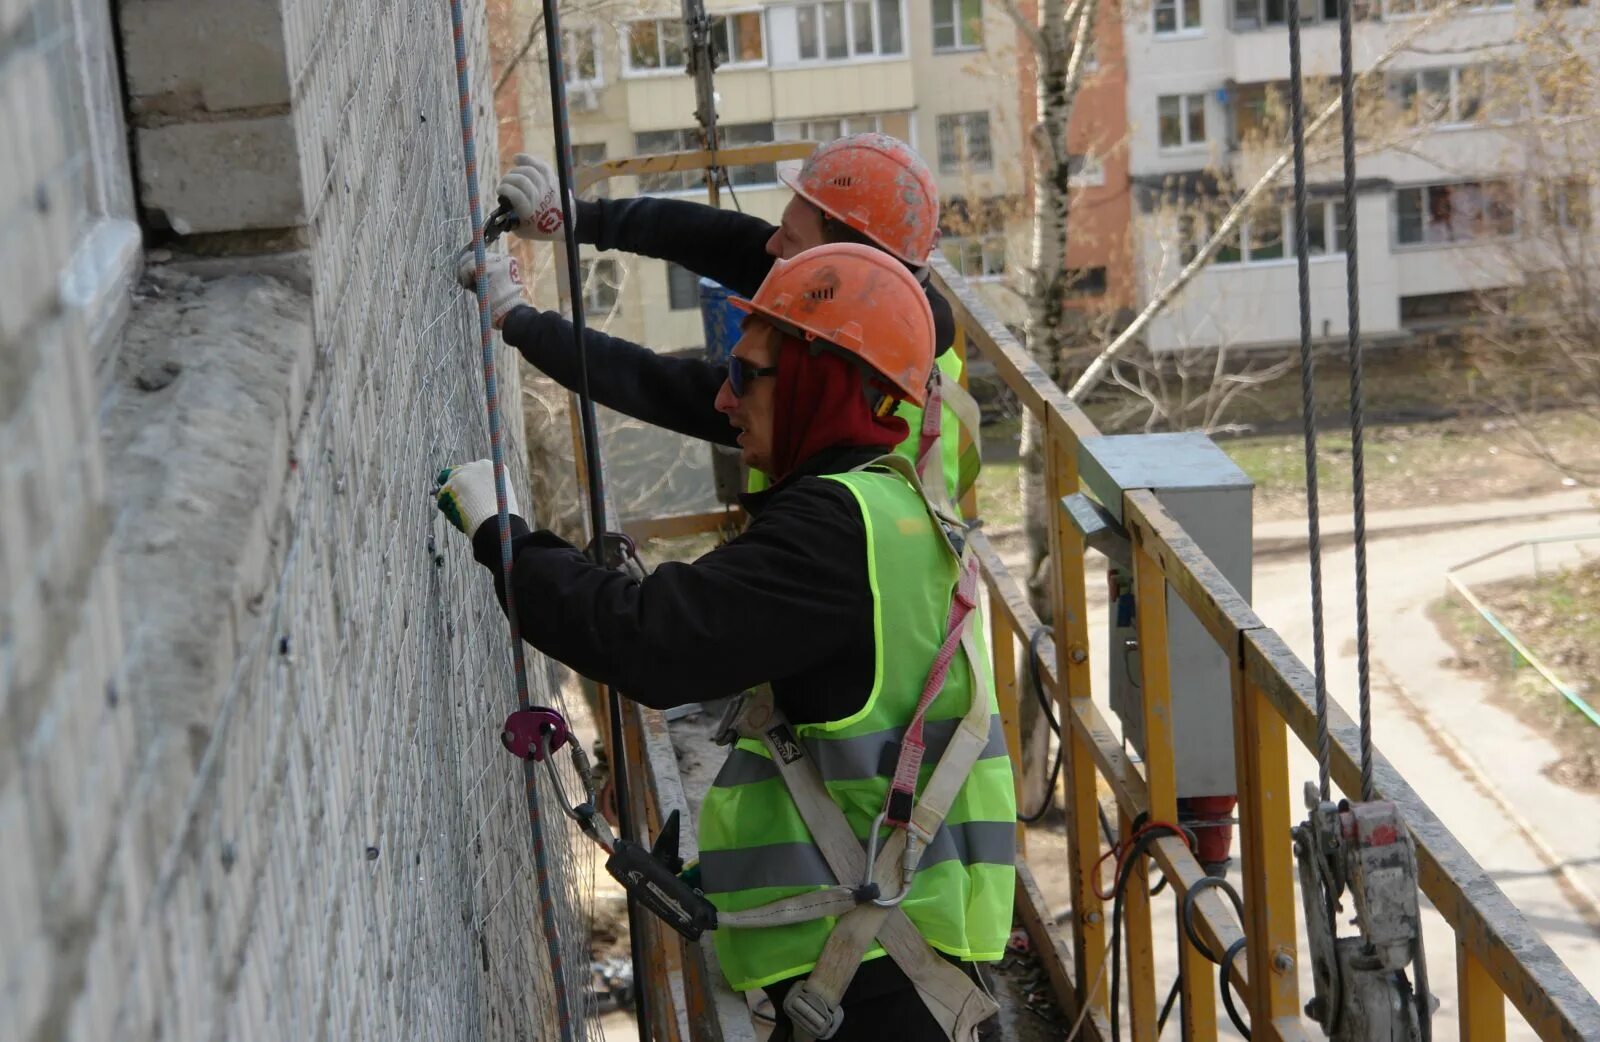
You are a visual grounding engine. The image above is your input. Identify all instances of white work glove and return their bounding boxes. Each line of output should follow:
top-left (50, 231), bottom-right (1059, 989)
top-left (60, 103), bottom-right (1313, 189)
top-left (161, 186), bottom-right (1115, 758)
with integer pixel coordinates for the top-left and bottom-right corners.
top-left (455, 247), bottom-right (526, 329)
top-left (435, 460), bottom-right (521, 537)
top-left (497, 154), bottom-right (572, 241)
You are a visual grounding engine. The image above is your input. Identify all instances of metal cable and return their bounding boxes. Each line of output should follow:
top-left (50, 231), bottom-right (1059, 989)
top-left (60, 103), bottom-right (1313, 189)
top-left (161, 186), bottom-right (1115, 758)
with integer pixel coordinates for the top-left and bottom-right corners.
top-left (447, 1), bottom-right (575, 1036)
top-left (1288, 0), bottom-right (1333, 805)
top-left (1336, 0), bottom-right (1376, 802)
top-left (537, 3), bottom-right (654, 1037)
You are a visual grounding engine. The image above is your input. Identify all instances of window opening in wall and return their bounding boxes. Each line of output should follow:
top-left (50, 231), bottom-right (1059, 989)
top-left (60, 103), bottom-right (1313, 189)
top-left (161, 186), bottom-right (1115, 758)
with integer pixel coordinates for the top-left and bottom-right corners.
top-left (564, 28), bottom-right (602, 86)
top-left (667, 263), bottom-right (702, 310)
top-left (941, 233), bottom-right (1008, 279)
top-left (628, 11), bottom-right (767, 72)
top-left (1067, 267), bottom-right (1108, 295)
top-left (1186, 200), bottom-right (1348, 264)
top-left (634, 124), bottom-right (779, 193)
top-left (712, 11), bottom-right (767, 64)
top-left (572, 143), bottom-right (610, 199)
top-left (1387, 65), bottom-right (1493, 126)
top-left (1541, 177), bottom-right (1593, 231)
top-left (1386, 0), bottom-right (1510, 16)
top-left (933, 0), bottom-right (984, 49)
top-left (582, 258), bottom-right (623, 312)
top-left (1154, 0), bottom-right (1202, 33)
top-left (1068, 153), bottom-right (1105, 187)
top-left (1158, 94), bottom-right (1207, 148)
top-left (937, 112), bottom-right (993, 172)
top-left (626, 17), bottom-right (686, 71)
top-left (780, 0), bottom-right (904, 63)
top-left (1395, 181), bottom-right (1515, 245)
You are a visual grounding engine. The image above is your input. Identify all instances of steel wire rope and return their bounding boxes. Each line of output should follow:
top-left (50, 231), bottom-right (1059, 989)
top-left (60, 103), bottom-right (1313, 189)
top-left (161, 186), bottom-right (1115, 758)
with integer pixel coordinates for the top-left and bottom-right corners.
top-left (1334, 0), bottom-right (1377, 804)
top-left (1287, 0), bottom-right (1334, 804)
top-left (447, 0), bottom-right (576, 1036)
top-left (534, 1), bottom-right (655, 1038)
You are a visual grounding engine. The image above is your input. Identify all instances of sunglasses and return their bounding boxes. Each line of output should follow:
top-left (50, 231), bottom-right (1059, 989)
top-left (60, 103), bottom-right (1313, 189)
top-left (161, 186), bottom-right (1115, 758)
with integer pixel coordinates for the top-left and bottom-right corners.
top-left (728, 356), bottom-right (779, 397)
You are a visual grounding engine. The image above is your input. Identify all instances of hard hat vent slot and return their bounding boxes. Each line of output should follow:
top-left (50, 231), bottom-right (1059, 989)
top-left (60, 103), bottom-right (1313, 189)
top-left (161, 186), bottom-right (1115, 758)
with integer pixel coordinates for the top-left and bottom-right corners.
top-left (803, 287), bottom-right (836, 302)
top-left (828, 175), bottom-right (855, 188)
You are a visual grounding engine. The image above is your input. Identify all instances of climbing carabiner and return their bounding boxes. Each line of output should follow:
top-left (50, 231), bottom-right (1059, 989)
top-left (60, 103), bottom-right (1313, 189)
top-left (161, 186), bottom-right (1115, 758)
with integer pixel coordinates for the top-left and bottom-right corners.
top-left (502, 706), bottom-right (616, 851)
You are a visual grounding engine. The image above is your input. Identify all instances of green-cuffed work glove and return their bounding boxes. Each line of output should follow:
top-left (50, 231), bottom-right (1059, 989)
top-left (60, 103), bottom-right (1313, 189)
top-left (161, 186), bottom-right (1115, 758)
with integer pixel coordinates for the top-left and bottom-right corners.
top-left (435, 459), bottom-right (521, 537)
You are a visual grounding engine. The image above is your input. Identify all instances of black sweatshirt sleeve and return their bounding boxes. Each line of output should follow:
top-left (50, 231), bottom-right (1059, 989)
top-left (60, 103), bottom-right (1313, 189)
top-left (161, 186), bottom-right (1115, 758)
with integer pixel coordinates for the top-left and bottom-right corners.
top-left (500, 305), bottom-right (736, 447)
top-left (470, 478), bottom-right (868, 709)
top-left (575, 197), bottom-right (777, 296)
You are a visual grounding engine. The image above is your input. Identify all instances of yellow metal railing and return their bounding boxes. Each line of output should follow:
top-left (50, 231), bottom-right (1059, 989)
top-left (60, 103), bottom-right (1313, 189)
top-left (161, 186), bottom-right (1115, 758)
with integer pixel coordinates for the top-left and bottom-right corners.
top-left (553, 145), bottom-right (1600, 1042)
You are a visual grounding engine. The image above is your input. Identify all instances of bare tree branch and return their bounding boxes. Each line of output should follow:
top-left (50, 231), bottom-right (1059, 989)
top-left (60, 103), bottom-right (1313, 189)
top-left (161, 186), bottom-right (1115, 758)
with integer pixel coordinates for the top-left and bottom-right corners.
top-left (1067, 0), bottom-right (1476, 403)
top-left (495, 13), bottom-right (546, 96)
top-left (997, 0), bottom-right (1049, 57)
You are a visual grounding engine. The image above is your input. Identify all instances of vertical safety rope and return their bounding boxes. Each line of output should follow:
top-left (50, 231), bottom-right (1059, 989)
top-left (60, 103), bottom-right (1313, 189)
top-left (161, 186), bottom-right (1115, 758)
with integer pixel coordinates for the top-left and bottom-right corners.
top-left (1336, 0), bottom-right (1377, 802)
top-left (448, 2), bottom-right (576, 1038)
top-left (1288, 0), bottom-right (1333, 803)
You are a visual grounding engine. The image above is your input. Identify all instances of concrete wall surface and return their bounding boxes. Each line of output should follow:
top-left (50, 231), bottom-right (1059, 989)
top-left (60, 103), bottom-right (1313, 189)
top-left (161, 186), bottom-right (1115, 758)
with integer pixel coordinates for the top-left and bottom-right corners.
top-left (2, 0), bottom-right (595, 1039)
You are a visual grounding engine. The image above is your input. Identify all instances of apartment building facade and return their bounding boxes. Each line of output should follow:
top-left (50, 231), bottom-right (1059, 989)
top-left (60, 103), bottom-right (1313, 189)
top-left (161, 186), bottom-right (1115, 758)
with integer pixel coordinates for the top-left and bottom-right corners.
top-left (514, 0), bottom-right (1036, 347)
top-left (1121, 0), bottom-right (1596, 353)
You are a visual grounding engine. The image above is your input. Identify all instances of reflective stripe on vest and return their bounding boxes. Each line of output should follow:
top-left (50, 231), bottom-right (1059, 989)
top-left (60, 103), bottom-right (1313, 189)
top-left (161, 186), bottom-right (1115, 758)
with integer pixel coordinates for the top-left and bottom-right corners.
top-left (699, 464), bottom-right (1017, 994)
top-left (745, 350), bottom-right (968, 500)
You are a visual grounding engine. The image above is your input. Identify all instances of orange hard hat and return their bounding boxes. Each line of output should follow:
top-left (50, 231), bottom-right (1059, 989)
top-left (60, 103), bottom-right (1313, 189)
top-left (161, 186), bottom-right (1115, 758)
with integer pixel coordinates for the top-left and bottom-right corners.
top-left (781, 133), bottom-right (940, 266)
top-left (731, 243), bottom-right (935, 406)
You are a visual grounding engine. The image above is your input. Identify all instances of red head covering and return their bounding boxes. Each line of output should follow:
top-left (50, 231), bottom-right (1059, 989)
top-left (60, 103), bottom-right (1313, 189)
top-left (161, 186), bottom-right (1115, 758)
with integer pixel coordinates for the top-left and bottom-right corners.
top-left (767, 336), bottom-right (909, 480)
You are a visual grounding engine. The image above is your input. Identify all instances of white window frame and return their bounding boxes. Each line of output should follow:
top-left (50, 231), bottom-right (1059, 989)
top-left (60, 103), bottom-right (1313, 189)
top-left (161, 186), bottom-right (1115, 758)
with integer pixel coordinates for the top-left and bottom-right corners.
top-left (563, 27), bottom-right (604, 88)
top-left (622, 17), bottom-right (687, 77)
top-left (1392, 181), bottom-right (1518, 249)
top-left (773, 0), bottom-right (907, 67)
top-left (932, 0), bottom-right (984, 51)
top-left (1157, 93), bottom-right (1208, 150)
top-left (581, 257), bottom-right (624, 313)
top-left (941, 233), bottom-right (1009, 281)
top-left (1153, 0), bottom-right (1203, 35)
top-left (1386, 65), bottom-right (1493, 128)
top-left (936, 111), bottom-right (993, 173)
top-left (710, 9), bottom-right (770, 69)
top-left (1382, 0), bottom-right (1511, 19)
top-left (1188, 200), bottom-right (1347, 266)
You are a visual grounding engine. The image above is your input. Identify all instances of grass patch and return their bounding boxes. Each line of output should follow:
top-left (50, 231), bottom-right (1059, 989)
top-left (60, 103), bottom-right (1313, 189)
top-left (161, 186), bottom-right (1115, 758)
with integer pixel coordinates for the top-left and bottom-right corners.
top-left (1432, 558), bottom-right (1600, 793)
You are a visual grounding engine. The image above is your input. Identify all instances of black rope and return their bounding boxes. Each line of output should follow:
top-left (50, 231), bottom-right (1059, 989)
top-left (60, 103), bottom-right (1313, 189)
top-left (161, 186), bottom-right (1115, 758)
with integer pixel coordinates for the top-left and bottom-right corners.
top-left (1335, 0), bottom-right (1376, 804)
top-left (1288, 0), bottom-right (1333, 805)
top-left (1019, 625), bottom-right (1065, 824)
top-left (1220, 938), bottom-right (1252, 1041)
top-left (537, 3), bottom-right (651, 1038)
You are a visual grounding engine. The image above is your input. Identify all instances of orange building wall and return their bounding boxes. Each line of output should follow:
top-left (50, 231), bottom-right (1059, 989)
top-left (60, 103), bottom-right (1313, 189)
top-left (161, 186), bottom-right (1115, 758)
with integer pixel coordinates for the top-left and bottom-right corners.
top-left (1017, 0), bottom-right (1135, 312)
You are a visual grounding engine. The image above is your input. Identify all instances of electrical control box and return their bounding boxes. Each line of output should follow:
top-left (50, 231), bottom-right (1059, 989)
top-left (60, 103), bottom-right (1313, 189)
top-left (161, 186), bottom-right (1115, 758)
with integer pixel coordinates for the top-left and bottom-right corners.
top-left (1078, 433), bottom-right (1254, 799)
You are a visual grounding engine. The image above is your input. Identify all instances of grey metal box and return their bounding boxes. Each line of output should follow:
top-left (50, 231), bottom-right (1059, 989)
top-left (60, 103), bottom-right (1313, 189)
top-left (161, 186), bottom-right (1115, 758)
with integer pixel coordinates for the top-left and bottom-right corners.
top-left (1079, 433), bottom-right (1254, 798)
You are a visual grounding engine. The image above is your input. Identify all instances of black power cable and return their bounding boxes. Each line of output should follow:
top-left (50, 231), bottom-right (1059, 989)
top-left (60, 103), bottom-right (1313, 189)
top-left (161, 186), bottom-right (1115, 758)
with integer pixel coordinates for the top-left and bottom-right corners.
top-left (1018, 625), bottom-right (1065, 824)
top-left (1178, 875), bottom-right (1253, 1038)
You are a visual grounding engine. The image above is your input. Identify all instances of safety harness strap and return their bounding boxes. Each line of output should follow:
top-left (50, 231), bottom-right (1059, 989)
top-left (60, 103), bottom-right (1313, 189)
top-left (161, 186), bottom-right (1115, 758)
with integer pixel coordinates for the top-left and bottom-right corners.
top-left (913, 369), bottom-right (985, 515)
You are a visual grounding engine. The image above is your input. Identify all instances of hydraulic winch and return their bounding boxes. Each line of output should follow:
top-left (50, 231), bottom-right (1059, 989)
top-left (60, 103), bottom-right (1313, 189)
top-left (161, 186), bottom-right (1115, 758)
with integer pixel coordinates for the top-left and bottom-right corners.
top-left (501, 705), bottom-right (719, 941)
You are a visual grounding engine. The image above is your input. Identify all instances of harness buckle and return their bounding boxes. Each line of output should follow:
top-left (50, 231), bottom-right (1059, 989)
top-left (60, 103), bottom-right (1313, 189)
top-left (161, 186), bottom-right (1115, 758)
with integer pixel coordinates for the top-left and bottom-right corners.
top-left (782, 980), bottom-right (845, 1040)
top-left (712, 693), bottom-right (748, 746)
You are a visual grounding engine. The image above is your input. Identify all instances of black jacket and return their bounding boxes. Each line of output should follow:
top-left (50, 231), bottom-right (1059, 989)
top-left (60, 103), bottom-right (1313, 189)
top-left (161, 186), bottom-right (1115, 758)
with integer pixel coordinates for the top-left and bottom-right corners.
top-left (472, 445), bottom-right (883, 718)
top-left (500, 196), bottom-right (955, 447)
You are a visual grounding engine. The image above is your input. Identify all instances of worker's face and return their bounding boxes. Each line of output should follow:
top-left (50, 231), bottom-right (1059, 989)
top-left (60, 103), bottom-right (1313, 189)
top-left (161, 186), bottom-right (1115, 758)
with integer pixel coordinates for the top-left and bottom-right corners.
top-left (714, 320), bottom-right (781, 473)
top-left (766, 195), bottom-right (828, 259)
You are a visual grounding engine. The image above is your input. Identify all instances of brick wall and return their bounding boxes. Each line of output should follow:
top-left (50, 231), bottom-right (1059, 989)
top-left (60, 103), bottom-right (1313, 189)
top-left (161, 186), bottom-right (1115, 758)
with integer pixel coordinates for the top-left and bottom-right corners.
top-left (1, 0), bottom-right (595, 1038)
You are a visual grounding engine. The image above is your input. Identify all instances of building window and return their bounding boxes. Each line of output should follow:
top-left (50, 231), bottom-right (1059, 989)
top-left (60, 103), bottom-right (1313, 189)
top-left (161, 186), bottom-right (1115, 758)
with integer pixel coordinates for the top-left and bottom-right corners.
top-left (772, 1), bottom-right (904, 64)
top-left (1385, 0), bottom-right (1510, 17)
top-left (1188, 200), bottom-right (1348, 264)
top-left (1387, 66), bottom-right (1488, 126)
top-left (633, 124), bottom-right (778, 193)
top-left (582, 258), bottom-right (623, 312)
top-left (941, 233), bottom-right (1008, 279)
top-left (666, 263), bottom-right (702, 310)
top-left (564, 28), bottom-right (602, 86)
top-left (572, 143), bottom-right (610, 199)
top-left (1154, 0), bottom-right (1202, 33)
top-left (937, 112), bottom-right (992, 172)
top-left (1158, 94), bottom-right (1207, 149)
top-left (1067, 267), bottom-right (1108, 296)
top-left (775, 113), bottom-right (886, 142)
top-left (933, 0), bottom-right (984, 49)
top-left (1068, 153), bottom-right (1105, 187)
top-left (1395, 181), bottom-right (1516, 246)
top-left (626, 12), bottom-right (767, 72)
top-left (1541, 178), bottom-right (1592, 231)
